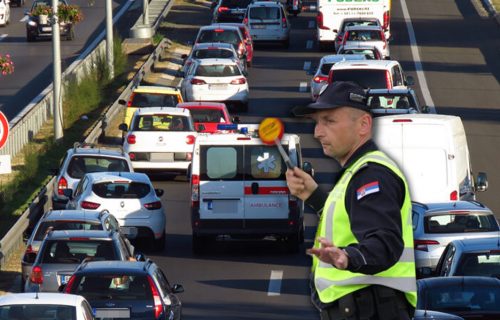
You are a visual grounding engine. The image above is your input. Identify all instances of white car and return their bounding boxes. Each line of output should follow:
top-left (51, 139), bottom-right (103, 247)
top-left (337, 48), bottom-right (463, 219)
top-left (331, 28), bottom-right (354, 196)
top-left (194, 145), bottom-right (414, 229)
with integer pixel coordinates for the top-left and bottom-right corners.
top-left (181, 58), bottom-right (249, 112)
top-left (310, 54), bottom-right (366, 101)
top-left (0, 0), bottom-right (10, 26)
top-left (244, 0), bottom-right (290, 48)
top-left (0, 292), bottom-right (94, 319)
top-left (339, 25), bottom-right (390, 59)
top-left (119, 107), bottom-right (197, 174)
top-left (65, 172), bottom-right (166, 251)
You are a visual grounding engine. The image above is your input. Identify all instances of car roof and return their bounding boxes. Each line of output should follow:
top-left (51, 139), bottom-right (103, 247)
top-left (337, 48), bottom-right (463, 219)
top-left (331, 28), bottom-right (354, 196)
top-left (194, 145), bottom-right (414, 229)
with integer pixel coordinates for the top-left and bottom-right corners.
top-left (320, 54), bottom-right (367, 64)
top-left (69, 146), bottom-right (127, 158)
top-left (200, 24), bottom-right (241, 32)
top-left (0, 293), bottom-right (85, 306)
top-left (135, 106), bottom-right (190, 116)
top-left (46, 229), bottom-right (116, 240)
top-left (344, 25), bottom-right (384, 31)
top-left (452, 236), bottom-right (500, 251)
top-left (341, 17), bottom-right (380, 23)
top-left (331, 60), bottom-right (399, 70)
top-left (43, 209), bottom-right (105, 221)
top-left (249, 1), bottom-right (282, 7)
top-left (177, 102), bottom-right (227, 109)
top-left (367, 88), bottom-right (414, 95)
top-left (133, 85), bottom-right (180, 94)
top-left (413, 201), bottom-right (492, 214)
top-left (76, 260), bottom-right (153, 274)
top-left (418, 276), bottom-right (500, 288)
top-left (192, 42), bottom-right (234, 49)
top-left (84, 171), bottom-right (151, 184)
top-left (196, 58), bottom-right (240, 66)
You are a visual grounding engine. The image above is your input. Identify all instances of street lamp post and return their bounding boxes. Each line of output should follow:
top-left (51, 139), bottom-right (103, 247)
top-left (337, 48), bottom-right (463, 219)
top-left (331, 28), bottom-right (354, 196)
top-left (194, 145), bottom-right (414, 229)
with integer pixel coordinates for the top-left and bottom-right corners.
top-left (106, 0), bottom-right (114, 79)
top-left (52, 0), bottom-right (63, 141)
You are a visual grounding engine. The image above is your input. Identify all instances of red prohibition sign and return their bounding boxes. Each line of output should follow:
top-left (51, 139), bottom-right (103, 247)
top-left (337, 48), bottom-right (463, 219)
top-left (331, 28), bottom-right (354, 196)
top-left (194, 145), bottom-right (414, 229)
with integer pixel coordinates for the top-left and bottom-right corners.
top-left (0, 111), bottom-right (9, 150)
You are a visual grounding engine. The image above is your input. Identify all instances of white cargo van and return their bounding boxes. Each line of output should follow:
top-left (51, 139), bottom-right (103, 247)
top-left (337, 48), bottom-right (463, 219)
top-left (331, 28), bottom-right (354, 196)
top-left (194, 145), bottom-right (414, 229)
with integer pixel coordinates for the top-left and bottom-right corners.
top-left (373, 114), bottom-right (488, 203)
top-left (189, 124), bottom-right (310, 253)
top-left (316, 0), bottom-right (391, 51)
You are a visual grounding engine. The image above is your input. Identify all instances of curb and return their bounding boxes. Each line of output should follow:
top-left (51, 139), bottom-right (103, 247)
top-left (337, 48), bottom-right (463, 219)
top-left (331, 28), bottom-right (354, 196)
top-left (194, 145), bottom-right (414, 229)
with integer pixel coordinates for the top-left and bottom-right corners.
top-left (483, 0), bottom-right (500, 25)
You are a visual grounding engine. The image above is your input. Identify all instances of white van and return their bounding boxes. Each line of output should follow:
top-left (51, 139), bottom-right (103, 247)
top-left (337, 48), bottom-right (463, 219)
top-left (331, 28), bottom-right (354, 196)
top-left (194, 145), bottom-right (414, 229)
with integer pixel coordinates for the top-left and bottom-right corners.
top-left (316, 0), bottom-right (391, 51)
top-left (189, 124), bottom-right (310, 253)
top-left (373, 114), bottom-right (488, 203)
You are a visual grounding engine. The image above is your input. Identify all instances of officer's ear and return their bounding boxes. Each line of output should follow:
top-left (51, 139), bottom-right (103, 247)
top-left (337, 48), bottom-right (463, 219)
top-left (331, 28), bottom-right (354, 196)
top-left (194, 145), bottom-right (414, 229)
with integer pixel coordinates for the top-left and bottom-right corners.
top-left (358, 112), bottom-right (372, 137)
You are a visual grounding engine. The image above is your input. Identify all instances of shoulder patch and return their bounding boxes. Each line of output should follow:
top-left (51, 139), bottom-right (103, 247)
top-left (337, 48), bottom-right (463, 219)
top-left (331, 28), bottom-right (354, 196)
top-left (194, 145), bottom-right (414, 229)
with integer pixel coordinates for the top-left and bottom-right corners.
top-left (356, 181), bottom-right (380, 200)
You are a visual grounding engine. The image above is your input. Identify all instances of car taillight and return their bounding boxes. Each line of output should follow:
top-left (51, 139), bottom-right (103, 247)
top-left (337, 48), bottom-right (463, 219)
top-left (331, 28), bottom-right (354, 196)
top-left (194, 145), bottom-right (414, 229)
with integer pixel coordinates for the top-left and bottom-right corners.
top-left (243, 17), bottom-right (248, 25)
top-left (282, 17), bottom-right (287, 28)
top-left (316, 12), bottom-right (328, 30)
top-left (385, 70), bottom-right (392, 89)
top-left (30, 266), bottom-right (43, 284)
top-left (127, 93), bottom-right (134, 107)
top-left (144, 201), bottom-right (162, 210)
top-left (450, 190), bottom-right (458, 201)
top-left (313, 76), bottom-right (328, 83)
top-left (147, 276), bottom-right (163, 319)
top-left (214, 28), bottom-right (224, 33)
top-left (414, 239), bottom-right (440, 252)
top-left (64, 275), bottom-right (76, 293)
top-left (186, 135), bottom-right (196, 145)
top-left (81, 201), bottom-right (101, 210)
top-left (383, 11), bottom-right (390, 30)
top-left (230, 78), bottom-right (246, 85)
top-left (328, 70), bottom-right (334, 84)
top-left (127, 134), bottom-right (136, 145)
top-left (218, 6), bottom-right (229, 13)
top-left (128, 152), bottom-right (136, 161)
top-left (57, 176), bottom-right (68, 195)
top-left (191, 78), bottom-right (206, 85)
top-left (392, 119), bottom-right (412, 123)
top-left (191, 174), bottom-right (200, 208)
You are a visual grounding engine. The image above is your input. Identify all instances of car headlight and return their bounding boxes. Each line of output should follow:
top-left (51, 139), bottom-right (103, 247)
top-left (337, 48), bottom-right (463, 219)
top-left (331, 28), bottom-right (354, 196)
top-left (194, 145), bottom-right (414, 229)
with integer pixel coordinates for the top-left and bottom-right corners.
top-left (28, 20), bottom-right (37, 26)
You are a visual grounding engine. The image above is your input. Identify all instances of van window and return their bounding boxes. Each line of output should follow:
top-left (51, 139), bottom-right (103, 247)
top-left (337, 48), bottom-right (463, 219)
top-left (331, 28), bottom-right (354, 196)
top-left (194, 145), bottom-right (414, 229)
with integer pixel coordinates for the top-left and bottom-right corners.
top-left (332, 69), bottom-right (387, 89)
top-left (250, 7), bottom-right (280, 20)
top-left (246, 145), bottom-right (286, 180)
top-left (201, 146), bottom-right (244, 180)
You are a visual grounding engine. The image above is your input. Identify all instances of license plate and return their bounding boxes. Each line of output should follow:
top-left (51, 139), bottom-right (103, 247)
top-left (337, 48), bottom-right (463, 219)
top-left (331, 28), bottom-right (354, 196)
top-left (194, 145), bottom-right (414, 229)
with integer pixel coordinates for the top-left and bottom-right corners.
top-left (58, 275), bottom-right (72, 285)
top-left (252, 25), bottom-right (265, 29)
top-left (120, 226), bottom-right (138, 239)
top-left (94, 308), bottom-right (130, 318)
top-left (209, 84), bottom-right (228, 90)
top-left (150, 152), bottom-right (173, 161)
top-left (42, 27), bottom-right (52, 32)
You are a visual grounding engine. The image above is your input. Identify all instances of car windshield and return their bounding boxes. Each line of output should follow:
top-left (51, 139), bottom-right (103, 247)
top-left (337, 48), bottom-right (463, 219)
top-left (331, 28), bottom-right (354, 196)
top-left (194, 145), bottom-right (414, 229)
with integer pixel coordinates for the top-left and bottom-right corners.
top-left (0, 305), bottom-right (76, 320)
top-left (67, 156), bottom-right (130, 179)
top-left (133, 115), bottom-right (192, 132)
top-left (424, 213), bottom-right (499, 233)
top-left (347, 30), bottom-right (382, 41)
top-left (40, 240), bottom-right (117, 264)
top-left (198, 30), bottom-right (240, 46)
top-left (193, 48), bottom-right (235, 59)
top-left (332, 70), bottom-right (387, 89)
top-left (221, 0), bottom-right (252, 8)
top-left (73, 275), bottom-right (152, 300)
top-left (249, 7), bottom-right (280, 20)
top-left (130, 93), bottom-right (179, 108)
top-left (195, 64), bottom-right (241, 77)
top-left (92, 182), bottom-right (150, 199)
top-left (34, 221), bottom-right (103, 241)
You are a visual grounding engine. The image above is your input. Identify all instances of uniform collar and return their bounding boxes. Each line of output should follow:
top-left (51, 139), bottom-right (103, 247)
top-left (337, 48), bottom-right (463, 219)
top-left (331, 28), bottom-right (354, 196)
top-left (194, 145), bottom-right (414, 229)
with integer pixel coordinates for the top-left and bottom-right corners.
top-left (342, 140), bottom-right (378, 170)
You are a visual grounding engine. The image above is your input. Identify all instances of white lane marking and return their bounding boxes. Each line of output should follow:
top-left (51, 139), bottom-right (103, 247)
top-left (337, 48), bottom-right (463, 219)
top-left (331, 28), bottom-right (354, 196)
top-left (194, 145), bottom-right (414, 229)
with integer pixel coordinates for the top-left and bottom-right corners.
top-left (400, 0), bottom-right (436, 113)
top-left (0, 34), bottom-right (7, 41)
top-left (299, 82), bottom-right (308, 92)
top-left (267, 270), bottom-right (283, 296)
top-left (308, 20), bottom-right (315, 29)
top-left (303, 61), bottom-right (311, 71)
top-left (306, 40), bottom-right (313, 49)
top-left (20, 16), bottom-right (29, 23)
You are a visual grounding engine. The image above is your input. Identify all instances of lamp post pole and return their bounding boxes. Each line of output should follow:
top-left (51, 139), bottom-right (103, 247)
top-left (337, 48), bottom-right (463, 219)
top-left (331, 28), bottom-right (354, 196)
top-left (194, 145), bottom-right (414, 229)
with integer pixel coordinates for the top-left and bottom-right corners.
top-left (52, 0), bottom-right (63, 141)
top-left (106, 0), bottom-right (114, 79)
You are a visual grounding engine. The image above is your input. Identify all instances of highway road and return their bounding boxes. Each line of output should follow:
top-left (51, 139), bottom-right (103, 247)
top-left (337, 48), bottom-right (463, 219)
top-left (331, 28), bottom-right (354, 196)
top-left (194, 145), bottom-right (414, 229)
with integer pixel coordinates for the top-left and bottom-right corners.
top-left (0, 0), bottom-right (139, 121)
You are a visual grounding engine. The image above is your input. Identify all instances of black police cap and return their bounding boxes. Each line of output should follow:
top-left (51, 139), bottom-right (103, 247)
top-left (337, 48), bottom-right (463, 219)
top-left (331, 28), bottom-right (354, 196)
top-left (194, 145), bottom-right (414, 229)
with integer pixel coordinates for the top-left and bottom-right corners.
top-left (293, 81), bottom-right (370, 116)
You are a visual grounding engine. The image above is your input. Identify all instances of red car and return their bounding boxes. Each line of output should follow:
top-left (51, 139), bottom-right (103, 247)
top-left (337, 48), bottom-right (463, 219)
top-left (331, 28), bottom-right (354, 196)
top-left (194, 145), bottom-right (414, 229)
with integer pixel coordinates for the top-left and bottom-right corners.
top-left (177, 102), bottom-right (235, 133)
top-left (213, 22), bottom-right (254, 67)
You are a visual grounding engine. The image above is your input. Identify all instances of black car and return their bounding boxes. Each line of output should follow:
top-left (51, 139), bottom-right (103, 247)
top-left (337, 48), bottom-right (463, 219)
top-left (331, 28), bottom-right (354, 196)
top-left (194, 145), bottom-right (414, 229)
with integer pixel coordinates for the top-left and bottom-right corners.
top-left (366, 88), bottom-right (429, 116)
top-left (9, 0), bottom-right (25, 7)
top-left (212, 0), bottom-right (252, 22)
top-left (64, 260), bottom-right (184, 320)
top-left (25, 0), bottom-right (74, 42)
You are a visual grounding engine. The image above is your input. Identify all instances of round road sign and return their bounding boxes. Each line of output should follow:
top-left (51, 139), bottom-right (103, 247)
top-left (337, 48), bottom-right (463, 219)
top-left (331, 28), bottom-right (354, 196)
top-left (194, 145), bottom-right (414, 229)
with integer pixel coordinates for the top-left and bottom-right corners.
top-left (0, 111), bottom-right (9, 150)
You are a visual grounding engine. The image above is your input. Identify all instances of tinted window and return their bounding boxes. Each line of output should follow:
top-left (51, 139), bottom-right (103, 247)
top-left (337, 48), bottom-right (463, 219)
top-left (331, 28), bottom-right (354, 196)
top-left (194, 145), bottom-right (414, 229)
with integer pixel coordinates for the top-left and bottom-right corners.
top-left (193, 48), bottom-right (235, 59)
top-left (332, 70), bottom-right (387, 89)
top-left (188, 109), bottom-right (226, 123)
top-left (133, 115), bottom-right (192, 131)
top-left (200, 146), bottom-right (244, 180)
top-left (422, 284), bottom-right (500, 312)
top-left (0, 305), bottom-right (76, 320)
top-left (424, 213), bottom-right (499, 234)
top-left (34, 221), bottom-right (102, 241)
top-left (221, 0), bottom-right (252, 8)
top-left (68, 156), bottom-right (130, 179)
top-left (74, 275), bottom-right (152, 300)
top-left (195, 64), bottom-right (241, 77)
top-left (341, 20), bottom-right (379, 32)
top-left (92, 182), bottom-right (151, 199)
top-left (131, 93), bottom-right (179, 108)
top-left (347, 30), bottom-right (382, 41)
top-left (40, 240), bottom-right (117, 264)
top-left (367, 95), bottom-right (415, 109)
top-left (320, 63), bottom-right (334, 75)
top-left (249, 7), bottom-right (280, 20)
top-left (456, 252), bottom-right (500, 276)
top-left (246, 145), bottom-right (286, 180)
top-left (198, 30), bottom-right (240, 46)
top-left (340, 49), bottom-right (379, 60)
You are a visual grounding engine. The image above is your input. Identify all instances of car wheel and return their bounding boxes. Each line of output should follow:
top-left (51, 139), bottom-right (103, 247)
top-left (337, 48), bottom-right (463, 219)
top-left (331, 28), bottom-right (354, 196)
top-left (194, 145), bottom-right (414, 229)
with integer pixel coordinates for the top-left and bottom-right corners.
top-left (20, 277), bottom-right (25, 292)
top-left (26, 31), bottom-right (35, 42)
top-left (192, 234), bottom-right (206, 254)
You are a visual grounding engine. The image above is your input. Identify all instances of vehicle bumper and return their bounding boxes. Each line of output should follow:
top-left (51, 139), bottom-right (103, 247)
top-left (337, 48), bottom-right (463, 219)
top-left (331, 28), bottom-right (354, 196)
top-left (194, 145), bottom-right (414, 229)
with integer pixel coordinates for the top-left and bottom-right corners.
top-left (118, 215), bottom-right (165, 240)
top-left (130, 160), bottom-right (191, 171)
top-left (187, 90), bottom-right (248, 103)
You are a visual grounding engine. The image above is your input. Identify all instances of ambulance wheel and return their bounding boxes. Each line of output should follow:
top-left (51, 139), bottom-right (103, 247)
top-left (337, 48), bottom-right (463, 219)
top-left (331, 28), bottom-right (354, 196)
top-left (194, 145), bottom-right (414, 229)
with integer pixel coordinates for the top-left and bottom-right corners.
top-left (192, 234), bottom-right (205, 254)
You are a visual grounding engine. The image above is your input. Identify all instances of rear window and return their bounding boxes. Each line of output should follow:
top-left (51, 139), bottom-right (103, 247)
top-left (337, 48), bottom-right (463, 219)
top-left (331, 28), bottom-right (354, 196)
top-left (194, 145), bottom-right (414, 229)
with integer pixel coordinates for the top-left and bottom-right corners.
top-left (193, 48), bottom-right (235, 59)
top-left (133, 115), bottom-right (192, 132)
top-left (92, 182), bottom-right (150, 199)
top-left (320, 63), bottom-right (334, 75)
top-left (195, 64), bottom-right (241, 77)
top-left (73, 275), bottom-right (152, 300)
top-left (332, 69), bottom-right (387, 89)
top-left (0, 305), bottom-right (76, 320)
top-left (347, 30), bottom-right (382, 41)
top-left (367, 95), bottom-right (416, 109)
top-left (188, 109), bottom-right (226, 123)
top-left (455, 252), bottom-right (500, 277)
top-left (424, 213), bottom-right (499, 234)
top-left (221, 0), bottom-right (252, 8)
top-left (249, 6), bottom-right (280, 20)
top-left (34, 221), bottom-right (103, 241)
top-left (246, 145), bottom-right (286, 180)
top-left (340, 49), bottom-right (379, 60)
top-left (341, 20), bottom-right (379, 31)
top-left (131, 93), bottom-right (179, 108)
top-left (40, 240), bottom-right (117, 263)
top-left (67, 156), bottom-right (130, 179)
top-left (198, 30), bottom-right (240, 46)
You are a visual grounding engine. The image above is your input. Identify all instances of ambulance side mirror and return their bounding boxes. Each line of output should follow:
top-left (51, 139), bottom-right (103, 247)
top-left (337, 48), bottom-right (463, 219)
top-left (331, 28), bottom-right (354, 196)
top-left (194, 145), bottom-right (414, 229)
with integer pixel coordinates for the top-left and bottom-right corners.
top-left (303, 161), bottom-right (314, 177)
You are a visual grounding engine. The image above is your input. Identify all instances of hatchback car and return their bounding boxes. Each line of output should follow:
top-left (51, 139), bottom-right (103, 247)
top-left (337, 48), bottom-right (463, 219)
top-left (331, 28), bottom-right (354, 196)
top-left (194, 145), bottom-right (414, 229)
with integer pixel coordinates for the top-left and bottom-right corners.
top-left (180, 58), bottom-right (249, 111)
top-left (212, 0), bottom-right (252, 23)
top-left (21, 209), bottom-right (120, 292)
top-left (367, 88), bottom-right (429, 116)
top-left (340, 25), bottom-right (390, 59)
top-left (119, 107), bottom-right (197, 174)
top-left (412, 201), bottom-right (500, 274)
top-left (25, 229), bottom-right (137, 293)
top-left (417, 276), bottom-right (500, 320)
top-left (194, 24), bottom-right (248, 62)
top-left (65, 172), bottom-right (166, 250)
top-left (181, 42), bottom-right (246, 74)
top-left (333, 17), bottom-right (383, 52)
top-left (25, 0), bottom-right (74, 42)
top-left (215, 22), bottom-right (254, 66)
top-left (119, 85), bottom-right (184, 128)
top-left (0, 292), bottom-right (94, 320)
top-left (432, 237), bottom-right (500, 278)
top-left (244, 1), bottom-right (290, 48)
top-left (309, 54), bottom-right (366, 101)
top-left (0, 0), bottom-right (10, 26)
top-left (52, 143), bottom-right (133, 210)
top-left (336, 44), bottom-right (384, 60)
top-left (177, 101), bottom-right (234, 133)
top-left (64, 260), bottom-right (184, 320)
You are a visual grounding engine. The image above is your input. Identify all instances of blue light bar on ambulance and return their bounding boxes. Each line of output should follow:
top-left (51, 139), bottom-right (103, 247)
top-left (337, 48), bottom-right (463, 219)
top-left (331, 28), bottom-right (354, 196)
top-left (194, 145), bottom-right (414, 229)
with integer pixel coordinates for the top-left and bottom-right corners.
top-left (217, 124), bottom-right (238, 131)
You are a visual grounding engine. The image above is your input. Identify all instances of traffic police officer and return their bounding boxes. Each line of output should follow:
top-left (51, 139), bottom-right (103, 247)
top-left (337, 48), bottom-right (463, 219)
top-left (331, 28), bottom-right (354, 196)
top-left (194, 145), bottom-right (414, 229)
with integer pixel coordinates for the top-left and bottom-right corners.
top-left (286, 81), bottom-right (417, 320)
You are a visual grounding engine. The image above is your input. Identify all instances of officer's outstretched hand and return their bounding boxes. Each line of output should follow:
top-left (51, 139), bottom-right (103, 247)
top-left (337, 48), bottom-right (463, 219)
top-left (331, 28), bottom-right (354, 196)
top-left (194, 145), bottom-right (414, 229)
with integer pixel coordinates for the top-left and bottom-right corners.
top-left (286, 167), bottom-right (318, 201)
top-left (307, 237), bottom-right (349, 270)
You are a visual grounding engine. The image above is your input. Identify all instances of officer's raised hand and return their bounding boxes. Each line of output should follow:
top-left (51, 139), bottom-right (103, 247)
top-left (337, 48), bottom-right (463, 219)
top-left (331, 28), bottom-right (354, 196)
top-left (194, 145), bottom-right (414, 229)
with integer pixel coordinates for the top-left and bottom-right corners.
top-left (286, 167), bottom-right (318, 201)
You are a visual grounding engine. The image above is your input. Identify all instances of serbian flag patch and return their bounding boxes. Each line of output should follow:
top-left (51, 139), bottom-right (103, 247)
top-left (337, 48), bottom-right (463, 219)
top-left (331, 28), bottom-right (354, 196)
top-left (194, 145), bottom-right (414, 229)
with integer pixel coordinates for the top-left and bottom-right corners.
top-left (356, 181), bottom-right (380, 200)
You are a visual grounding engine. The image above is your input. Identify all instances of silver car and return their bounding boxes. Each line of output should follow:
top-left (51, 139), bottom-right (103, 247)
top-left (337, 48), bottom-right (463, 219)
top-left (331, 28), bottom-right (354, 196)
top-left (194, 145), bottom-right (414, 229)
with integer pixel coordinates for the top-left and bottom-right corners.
top-left (244, 1), bottom-right (290, 48)
top-left (21, 209), bottom-right (120, 292)
top-left (24, 229), bottom-right (137, 293)
top-left (412, 201), bottom-right (500, 275)
top-left (339, 25), bottom-right (390, 59)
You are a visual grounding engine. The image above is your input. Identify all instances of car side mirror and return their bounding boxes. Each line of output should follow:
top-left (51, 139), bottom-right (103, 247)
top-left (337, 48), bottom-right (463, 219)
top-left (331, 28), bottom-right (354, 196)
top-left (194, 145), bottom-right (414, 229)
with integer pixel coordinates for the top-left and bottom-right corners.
top-left (405, 75), bottom-right (415, 86)
top-left (476, 172), bottom-right (488, 192)
top-left (181, 54), bottom-right (188, 60)
top-left (196, 124), bottom-right (205, 132)
top-left (118, 123), bottom-right (128, 132)
top-left (333, 29), bottom-right (338, 33)
top-left (23, 252), bottom-right (37, 264)
top-left (118, 99), bottom-right (127, 105)
top-left (177, 70), bottom-right (185, 78)
top-left (171, 284), bottom-right (185, 294)
top-left (50, 168), bottom-right (59, 176)
top-left (135, 252), bottom-right (146, 262)
top-left (302, 161), bottom-right (314, 177)
top-left (417, 267), bottom-right (433, 279)
top-left (62, 188), bottom-right (73, 199)
top-left (155, 188), bottom-right (164, 197)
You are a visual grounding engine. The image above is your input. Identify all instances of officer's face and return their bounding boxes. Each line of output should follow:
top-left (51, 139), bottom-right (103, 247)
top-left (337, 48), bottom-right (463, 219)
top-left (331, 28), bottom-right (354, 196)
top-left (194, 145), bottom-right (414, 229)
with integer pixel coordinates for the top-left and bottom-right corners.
top-left (311, 107), bottom-right (370, 165)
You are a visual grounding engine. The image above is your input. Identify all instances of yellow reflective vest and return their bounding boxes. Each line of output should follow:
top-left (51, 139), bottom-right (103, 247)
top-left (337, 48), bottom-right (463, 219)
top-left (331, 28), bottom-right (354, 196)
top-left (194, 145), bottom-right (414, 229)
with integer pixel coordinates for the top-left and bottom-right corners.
top-left (313, 150), bottom-right (417, 307)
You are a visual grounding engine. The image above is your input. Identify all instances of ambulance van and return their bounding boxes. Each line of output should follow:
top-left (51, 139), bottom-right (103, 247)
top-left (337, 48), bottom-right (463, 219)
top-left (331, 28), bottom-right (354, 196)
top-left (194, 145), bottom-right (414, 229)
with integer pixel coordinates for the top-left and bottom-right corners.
top-left (189, 124), bottom-right (309, 253)
top-left (316, 0), bottom-right (391, 51)
top-left (373, 114), bottom-right (488, 203)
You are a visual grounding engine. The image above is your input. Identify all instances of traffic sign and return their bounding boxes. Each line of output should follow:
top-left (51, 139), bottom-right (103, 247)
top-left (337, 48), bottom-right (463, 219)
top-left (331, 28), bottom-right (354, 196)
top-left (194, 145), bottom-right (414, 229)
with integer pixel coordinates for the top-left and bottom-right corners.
top-left (0, 111), bottom-right (9, 150)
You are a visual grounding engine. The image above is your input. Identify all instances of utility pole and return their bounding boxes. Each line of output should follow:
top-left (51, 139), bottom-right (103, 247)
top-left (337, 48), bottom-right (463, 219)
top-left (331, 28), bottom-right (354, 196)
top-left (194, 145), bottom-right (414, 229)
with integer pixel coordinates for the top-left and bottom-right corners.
top-left (143, 0), bottom-right (149, 25)
top-left (52, 0), bottom-right (63, 141)
top-left (106, 0), bottom-right (114, 79)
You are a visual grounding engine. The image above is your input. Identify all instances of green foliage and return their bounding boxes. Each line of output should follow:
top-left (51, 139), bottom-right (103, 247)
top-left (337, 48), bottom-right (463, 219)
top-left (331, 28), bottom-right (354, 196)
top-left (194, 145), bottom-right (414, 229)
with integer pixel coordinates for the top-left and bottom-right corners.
top-left (63, 69), bottom-right (102, 128)
top-left (152, 33), bottom-right (164, 46)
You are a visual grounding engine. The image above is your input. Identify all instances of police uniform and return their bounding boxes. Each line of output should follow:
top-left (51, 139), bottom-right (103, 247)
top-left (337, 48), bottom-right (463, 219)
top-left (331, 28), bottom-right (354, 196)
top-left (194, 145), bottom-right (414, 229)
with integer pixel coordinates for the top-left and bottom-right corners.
top-left (293, 82), bottom-right (417, 320)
